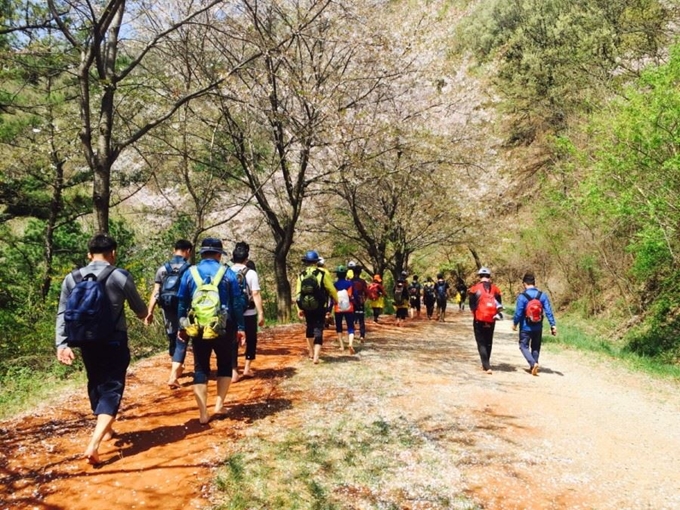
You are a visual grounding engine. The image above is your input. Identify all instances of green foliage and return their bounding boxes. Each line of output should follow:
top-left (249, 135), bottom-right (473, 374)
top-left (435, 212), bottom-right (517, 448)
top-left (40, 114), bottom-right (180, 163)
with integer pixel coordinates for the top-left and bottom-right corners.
top-left (623, 271), bottom-right (680, 363)
top-left (580, 43), bottom-right (680, 281)
top-left (0, 216), bottom-right (167, 415)
top-left (458, 0), bottom-right (669, 140)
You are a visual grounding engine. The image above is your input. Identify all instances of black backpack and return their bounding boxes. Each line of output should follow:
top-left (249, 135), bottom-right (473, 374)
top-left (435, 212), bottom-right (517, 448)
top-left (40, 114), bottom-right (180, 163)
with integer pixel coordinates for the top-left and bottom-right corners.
top-left (159, 261), bottom-right (190, 312)
top-left (393, 283), bottom-right (406, 306)
top-left (297, 268), bottom-right (325, 311)
top-left (64, 266), bottom-right (120, 347)
top-left (423, 284), bottom-right (436, 302)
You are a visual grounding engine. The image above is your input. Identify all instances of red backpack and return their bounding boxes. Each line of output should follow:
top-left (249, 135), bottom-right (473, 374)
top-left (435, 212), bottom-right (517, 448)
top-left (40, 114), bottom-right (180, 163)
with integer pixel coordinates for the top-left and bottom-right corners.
top-left (352, 278), bottom-right (368, 306)
top-left (523, 291), bottom-right (544, 324)
top-left (474, 286), bottom-right (498, 323)
top-left (367, 282), bottom-right (381, 300)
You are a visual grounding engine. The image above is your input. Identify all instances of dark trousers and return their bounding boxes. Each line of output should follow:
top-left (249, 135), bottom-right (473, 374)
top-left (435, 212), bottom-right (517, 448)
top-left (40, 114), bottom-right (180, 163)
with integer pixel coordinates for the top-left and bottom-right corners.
top-left (232, 315), bottom-right (258, 368)
top-left (473, 320), bottom-right (496, 370)
top-left (424, 299), bottom-right (435, 318)
top-left (167, 331), bottom-right (188, 364)
top-left (305, 309), bottom-right (326, 345)
top-left (354, 310), bottom-right (366, 338)
top-left (244, 314), bottom-right (258, 360)
top-left (80, 333), bottom-right (130, 417)
top-left (519, 329), bottom-right (542, 367)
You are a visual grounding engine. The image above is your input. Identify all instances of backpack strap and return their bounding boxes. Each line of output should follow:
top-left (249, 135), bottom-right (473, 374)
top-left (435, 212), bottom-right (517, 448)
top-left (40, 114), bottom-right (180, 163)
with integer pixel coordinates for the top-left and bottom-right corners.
top-left (190, 265), bottom-right (227, 290)
top-left (189, 266), bottom-right (203, 287)
top-left (214, 265), bottom-right (227, 285)
top-left (522, 290), bottom-right (542, 301)
top-left (73, 265), bottom-right (117, 285)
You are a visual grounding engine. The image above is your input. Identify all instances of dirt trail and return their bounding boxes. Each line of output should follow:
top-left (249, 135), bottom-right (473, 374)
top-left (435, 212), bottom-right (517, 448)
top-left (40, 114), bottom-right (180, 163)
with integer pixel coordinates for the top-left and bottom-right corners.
top-left (1, 313), bottom-right (680, 509)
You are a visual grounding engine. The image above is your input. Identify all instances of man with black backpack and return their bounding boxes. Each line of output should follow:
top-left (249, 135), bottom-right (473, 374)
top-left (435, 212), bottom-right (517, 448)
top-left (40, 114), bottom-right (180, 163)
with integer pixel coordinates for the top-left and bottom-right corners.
top-left (434, 273), bottom-right (450, 322)
top-left (55, 233), bottom-right (148, 465)
top-left (393, 272), bottom-right (409, 326)
top-left (422, 276), bottom-right (436, 320)
top-left (408, 275), bottom-right (422, 319)
top-left (348, 261), bottom-right (368, 343)
top-left (296, 250), bottom-right (338, 364)
top-left (228, 241), bottom-right (265, 381)
top-left (145, 239), bottom-right (193, 388)
top-left (512, 272), bottom-right (557, 376)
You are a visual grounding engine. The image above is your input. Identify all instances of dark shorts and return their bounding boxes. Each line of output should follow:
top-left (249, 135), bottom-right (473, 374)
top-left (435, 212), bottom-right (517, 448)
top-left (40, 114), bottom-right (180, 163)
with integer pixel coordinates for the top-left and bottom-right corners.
top-left (80, 332), bottom-right (131, 417)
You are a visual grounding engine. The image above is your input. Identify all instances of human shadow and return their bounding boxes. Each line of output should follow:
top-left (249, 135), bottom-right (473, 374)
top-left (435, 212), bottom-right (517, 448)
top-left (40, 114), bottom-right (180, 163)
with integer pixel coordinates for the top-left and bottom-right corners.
top-left (492, 362), bottom-right (519, 373)
top-left (211, 397), bottom-right (293, 424)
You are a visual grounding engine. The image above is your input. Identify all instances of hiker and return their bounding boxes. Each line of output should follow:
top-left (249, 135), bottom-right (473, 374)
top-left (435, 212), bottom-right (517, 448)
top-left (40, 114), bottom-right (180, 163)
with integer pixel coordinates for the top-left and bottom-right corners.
top-left (348, 261), bottom-right (368, 342)
top-left (145, 239), bottom-right (193, 389)
top-left (512, 272), bottom-right (557, 376)
top-left (434, 273), bottom-right (450, 322)
top-left (229, 242), bottom-right (265, 381)
top-left (367, 274), bottom-right (386, 322)
top-left (393, 272), bottom-right (409, 326)
top-left (468, 267), bottom-right (503, 374)
top-left (176, 237), bottom-right (245, 424)
top-left (296, 250), bottom-right (338, 363)
top-left (333, 265), bottom-right (356, 353)
top-left (317, 257), bottom-right (334, 328)
top-left (456, 279), bottom-right (468, 311)
top-left (55, 233), bottom-right (148, 465)
top-left (422, 276), bottom-right (436, 320)
top-left (408, 275), bottom-right (422, 318)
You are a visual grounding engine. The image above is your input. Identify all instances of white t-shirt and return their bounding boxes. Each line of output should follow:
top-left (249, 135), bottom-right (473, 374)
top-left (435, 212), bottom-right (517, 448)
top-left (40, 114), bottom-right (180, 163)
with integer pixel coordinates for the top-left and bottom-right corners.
top-left (231, 262), bottom-right (261, 317)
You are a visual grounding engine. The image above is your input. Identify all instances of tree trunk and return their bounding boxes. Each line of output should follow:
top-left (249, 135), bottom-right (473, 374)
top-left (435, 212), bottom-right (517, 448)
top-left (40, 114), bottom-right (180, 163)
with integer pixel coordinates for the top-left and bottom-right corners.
top-left (273, 246), bottom-right (292, 323)
top-left (41, 158), bottom-right (64, 300)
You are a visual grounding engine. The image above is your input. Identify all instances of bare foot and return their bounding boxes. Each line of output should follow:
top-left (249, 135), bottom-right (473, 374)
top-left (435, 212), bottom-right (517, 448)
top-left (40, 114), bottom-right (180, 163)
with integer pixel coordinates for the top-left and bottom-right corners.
top-left (242, 371), bottom-right (254, 378)
top-left (168, 379), bottom-right (180, 389)
top-left (102, 430), bottom-right (116, 441)
top-left (84, 449), bottom-right (100, 465)
top-left (199, 411), bottom-right (210, 424)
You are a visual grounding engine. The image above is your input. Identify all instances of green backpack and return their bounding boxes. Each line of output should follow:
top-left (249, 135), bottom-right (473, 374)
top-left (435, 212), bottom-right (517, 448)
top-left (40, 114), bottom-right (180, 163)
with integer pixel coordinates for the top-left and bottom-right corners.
top-left (186, 265), bottom-right (227, 339)
top-left (297, 268), bottom-right (325, 311)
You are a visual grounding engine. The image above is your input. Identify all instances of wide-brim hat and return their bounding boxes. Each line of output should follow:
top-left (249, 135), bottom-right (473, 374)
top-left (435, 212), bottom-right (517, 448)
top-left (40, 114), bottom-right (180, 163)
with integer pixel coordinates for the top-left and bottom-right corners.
top-left (199, 237), bottom-right (227, 255)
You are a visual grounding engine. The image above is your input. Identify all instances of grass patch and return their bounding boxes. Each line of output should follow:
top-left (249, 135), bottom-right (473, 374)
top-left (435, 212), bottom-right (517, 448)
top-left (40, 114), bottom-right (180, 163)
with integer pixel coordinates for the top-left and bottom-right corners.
top-left (213, 417), bottom-right (476, 510)
top-left (544, 319), bottom-right (680, 380)
top-left (0, 311), bottom-right (168, 419)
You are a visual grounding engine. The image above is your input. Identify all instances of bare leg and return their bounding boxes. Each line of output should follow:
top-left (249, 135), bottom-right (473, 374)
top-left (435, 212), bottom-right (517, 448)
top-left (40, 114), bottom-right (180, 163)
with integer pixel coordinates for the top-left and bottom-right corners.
top-left (102, 418), bottom-right (117, 441)
top-left (348, 333), bottom-right (355, 354)
top-left (193, 383), bottom-right (209, 424)
top-left (214, 376), bottom-right (231, 414)
top-left (306, 337), bottom-right (314, 359)
top-left (243, 359), bottom-right (253, 376)
top-left (313, 344), bottom-right (321, 364)
top-left (168, 361), bottom-right (183, 388)
top-left (84, 413), bottom-right (115, 465)
top-left (338, 334), bottom-right (344, 351)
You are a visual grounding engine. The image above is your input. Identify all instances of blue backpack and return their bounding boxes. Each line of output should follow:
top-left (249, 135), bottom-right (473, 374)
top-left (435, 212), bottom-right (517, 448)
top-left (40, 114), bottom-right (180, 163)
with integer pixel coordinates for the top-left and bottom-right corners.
top-left (64, 266), bottom-right (120, 347)
top-left (227, 266), bottom-right (251, 314)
